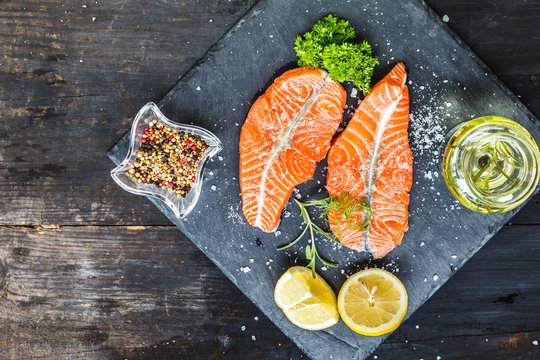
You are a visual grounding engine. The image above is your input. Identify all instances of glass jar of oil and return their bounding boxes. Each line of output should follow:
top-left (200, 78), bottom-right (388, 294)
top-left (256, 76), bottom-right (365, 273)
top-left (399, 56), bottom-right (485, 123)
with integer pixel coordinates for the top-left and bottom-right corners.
top-left (443, 116), bottom-right (540, 213)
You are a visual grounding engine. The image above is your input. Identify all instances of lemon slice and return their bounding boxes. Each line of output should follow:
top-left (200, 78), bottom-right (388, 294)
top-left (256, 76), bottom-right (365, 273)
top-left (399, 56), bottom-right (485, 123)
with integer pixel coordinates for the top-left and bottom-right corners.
top-left (274, 266), bottom-right (339, 330)
top-left (338, 268), bottom-right (408, 336)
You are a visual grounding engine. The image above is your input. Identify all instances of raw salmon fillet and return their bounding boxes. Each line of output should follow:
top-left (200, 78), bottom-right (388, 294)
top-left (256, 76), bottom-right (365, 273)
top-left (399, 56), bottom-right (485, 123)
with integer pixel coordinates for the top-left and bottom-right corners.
top-left (326, 62), bottom-right (412, 259)
top-left (240, 67), bottom-right (347, 232)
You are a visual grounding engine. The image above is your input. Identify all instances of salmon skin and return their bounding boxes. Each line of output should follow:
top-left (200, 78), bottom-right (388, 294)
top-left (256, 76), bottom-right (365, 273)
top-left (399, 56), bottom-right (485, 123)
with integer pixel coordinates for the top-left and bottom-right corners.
top-left (240, 67), bottom-right (347, 232)
top-left (326, 63), bottom-right (412, 259)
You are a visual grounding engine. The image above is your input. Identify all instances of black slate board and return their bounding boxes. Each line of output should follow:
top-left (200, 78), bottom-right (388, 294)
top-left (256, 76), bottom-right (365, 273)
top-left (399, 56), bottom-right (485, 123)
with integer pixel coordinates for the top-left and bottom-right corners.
top-left (108, 0), bottom-right (540, 359)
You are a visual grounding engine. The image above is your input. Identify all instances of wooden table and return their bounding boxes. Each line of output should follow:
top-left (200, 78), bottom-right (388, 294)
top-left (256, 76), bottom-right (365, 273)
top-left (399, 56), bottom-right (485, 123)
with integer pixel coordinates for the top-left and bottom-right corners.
top-left (1, 1), bottom-right (539, 359)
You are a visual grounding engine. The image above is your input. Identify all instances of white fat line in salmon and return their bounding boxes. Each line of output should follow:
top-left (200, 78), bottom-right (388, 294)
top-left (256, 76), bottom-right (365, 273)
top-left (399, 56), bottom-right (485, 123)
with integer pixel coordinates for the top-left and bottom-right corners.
top-left (363, 77), bottom-right (406, 251)
top-left (254, 75), bottom-right (331, 228)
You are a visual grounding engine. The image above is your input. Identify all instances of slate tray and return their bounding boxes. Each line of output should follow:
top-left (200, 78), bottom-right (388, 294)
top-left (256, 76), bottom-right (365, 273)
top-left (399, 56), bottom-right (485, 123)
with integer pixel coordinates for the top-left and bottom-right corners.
top-left (108, 0), bottom-right (540, 359)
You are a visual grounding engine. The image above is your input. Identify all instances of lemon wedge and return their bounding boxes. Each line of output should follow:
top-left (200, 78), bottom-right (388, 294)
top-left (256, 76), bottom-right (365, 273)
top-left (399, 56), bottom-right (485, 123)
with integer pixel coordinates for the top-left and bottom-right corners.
top-left (274, 266), bottom-right (339, 330)
top-left (337, 268), bottom-right (408, 336)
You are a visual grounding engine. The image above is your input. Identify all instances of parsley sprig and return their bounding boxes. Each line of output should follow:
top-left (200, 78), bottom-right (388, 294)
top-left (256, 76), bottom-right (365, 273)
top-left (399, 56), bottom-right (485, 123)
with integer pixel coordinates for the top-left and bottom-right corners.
top-left (294, 15), bottom-right (378, 95)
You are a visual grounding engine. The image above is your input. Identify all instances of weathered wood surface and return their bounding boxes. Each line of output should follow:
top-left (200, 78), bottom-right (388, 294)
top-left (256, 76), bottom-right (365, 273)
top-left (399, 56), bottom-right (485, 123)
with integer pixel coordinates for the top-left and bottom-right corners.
top-left (0, 0), bottom-right (539, 359)
top-left (0, 225), bottom-right (538, 359)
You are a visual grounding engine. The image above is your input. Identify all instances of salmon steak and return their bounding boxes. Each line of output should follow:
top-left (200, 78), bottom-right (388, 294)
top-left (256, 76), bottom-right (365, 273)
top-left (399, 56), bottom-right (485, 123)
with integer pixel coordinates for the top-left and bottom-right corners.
top-left (326, 62), bottom-right (412, 259)
top-left (240, 67), bottom-right (347, 232)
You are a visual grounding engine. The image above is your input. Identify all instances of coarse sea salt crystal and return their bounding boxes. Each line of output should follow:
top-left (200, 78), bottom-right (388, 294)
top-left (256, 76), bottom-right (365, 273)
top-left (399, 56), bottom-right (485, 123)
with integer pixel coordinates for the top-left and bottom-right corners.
top-left (433, 274), bottom-right (439, 281)
top-left (241, 325), bottom-right (246, 331)
top-left (251, 335), bottom-right (256, 341)
top-left (442, 14), bottom-right (449, 22)
top-left (240, 266), bottom-right (251, 273)
top-left (210, 185), bottom-right (216, 191)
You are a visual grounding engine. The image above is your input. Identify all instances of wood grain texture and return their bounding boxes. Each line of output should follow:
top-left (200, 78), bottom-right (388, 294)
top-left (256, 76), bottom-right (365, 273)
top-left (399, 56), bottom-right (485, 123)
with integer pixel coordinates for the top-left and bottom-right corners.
top-left (0, 0), bottom-right (538, 226)
top-left (0, 0), bottom-right (258, 226)
top-left (0, 225), bottom-right (538, 359)
top-left (0, 0), bottom-right (539, 359)
top-left (0, 226), bottom-right (303, 360)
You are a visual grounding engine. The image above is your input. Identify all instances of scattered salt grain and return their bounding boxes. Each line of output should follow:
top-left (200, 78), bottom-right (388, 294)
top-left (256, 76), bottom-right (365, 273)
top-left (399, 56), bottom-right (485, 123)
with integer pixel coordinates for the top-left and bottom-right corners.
top-left (416, 325), bottom-right (420, 329)
top-left (210, 185), bottom-right (216, 191)
top-left (423, 278), bottom-right (427, 282)
top-left (209, 19), bottom-right (213, 22)
top-left (240, 266), bottom-right (251, 273)
top-left (251, 335), bottom-right (256, 341)
top-left (442, 15), bottom-right (449, 22)
top-left (437, 356), bottom-right (441, 360)
top-left (218, 156), bottom-right (223, 161)
top-left (92, 17), bottom-right (96, 21)
top-left (82, 4), bottom-right (87, 8)
top-left (249, 258), bottom-right (254, 263)
top-left (196, 86), bottom-right (201, 91)
top-left (241, 325), bottom-right (246, 331)
top-left (451, 255), bottom-right (457, 259)
top-left (433, 274), bottom-right (439, 281)
top-left (254, 316), bottom-right (259, 321)
top-left (420, 242), bottom-right (425, 247)
top-left (533, 340), bottom-right (538, 345)
top-left (274, 230), bottom-right (281, 237)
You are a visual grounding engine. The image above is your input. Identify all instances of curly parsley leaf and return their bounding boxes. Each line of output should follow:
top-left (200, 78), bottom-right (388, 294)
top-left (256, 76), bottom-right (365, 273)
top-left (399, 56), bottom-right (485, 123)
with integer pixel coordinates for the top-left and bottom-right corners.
top-left (294, 15), bottom-right (355, 68)
top-left (294, 15), bottom-right (378, 95)
top-left (322, 41), bottom-right (378, 95)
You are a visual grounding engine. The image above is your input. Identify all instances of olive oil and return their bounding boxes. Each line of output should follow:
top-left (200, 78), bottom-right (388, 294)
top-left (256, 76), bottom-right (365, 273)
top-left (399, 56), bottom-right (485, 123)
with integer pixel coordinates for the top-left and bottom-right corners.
top-left (443, 116), bottom-right (540, 213)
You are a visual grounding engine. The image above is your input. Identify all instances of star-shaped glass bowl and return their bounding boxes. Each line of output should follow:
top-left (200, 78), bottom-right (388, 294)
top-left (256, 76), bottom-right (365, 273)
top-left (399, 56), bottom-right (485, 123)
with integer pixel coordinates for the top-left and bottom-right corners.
top-left (111, 102), bottom-right (223, 218)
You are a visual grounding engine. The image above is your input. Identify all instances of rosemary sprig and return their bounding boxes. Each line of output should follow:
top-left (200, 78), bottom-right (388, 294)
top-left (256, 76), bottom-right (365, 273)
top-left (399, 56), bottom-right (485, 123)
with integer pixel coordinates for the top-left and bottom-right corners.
top-left (278, 199), bottom-right (338, 278)
top-left (277, 193), bottom-right (371, 278)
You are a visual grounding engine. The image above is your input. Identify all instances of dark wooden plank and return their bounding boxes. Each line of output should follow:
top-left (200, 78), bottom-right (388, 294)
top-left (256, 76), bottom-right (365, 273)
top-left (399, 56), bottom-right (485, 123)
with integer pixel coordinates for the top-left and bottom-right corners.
top-left (107, 0), bottom-right (540, 358)
top-left (374, 224), bottom-right (540, 359)
top-left (371, 331), bottom-right (540, 360)
top-left (0, 225), bottom-right (303, 360)
top-left (0, 0), bottom-right (258, 226)
top-left (0, 224), bottom-right (538, 359)
top-left (0, 0), bottom-right (539, 226)
top-left (0, 0), bottom-right (539, 359)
